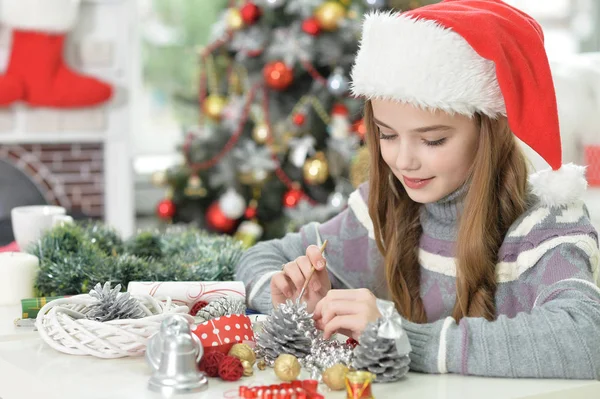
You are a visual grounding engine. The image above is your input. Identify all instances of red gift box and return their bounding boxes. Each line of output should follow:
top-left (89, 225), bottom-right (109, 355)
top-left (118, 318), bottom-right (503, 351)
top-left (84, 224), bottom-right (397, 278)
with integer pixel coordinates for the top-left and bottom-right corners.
top-left (192, 314), bottom-right (254, 354)
top-left (585, 145), bottom-right (600, 187)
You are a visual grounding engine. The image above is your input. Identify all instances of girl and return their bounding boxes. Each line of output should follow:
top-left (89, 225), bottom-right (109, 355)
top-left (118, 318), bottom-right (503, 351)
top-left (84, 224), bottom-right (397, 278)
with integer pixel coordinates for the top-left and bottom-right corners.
top-left (236, 0), bottom-right (600, 379)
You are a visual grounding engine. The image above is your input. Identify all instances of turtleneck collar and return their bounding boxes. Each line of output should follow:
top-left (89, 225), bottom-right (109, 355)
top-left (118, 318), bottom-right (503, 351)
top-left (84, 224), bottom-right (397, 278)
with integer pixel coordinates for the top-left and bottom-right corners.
top-left (419, 182), bottom-right (468, 241)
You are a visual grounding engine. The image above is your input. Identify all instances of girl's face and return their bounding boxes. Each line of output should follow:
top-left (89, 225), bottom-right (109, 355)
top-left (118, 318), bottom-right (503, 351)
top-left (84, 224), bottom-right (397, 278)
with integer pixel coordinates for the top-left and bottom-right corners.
top-left (372, 99), bottom-right (480, 204)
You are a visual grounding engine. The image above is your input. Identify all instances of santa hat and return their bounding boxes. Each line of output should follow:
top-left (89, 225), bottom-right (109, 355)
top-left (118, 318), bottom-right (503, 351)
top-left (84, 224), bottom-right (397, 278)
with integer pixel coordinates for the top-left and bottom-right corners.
top-left (350, 0), bottom-right (587, 206)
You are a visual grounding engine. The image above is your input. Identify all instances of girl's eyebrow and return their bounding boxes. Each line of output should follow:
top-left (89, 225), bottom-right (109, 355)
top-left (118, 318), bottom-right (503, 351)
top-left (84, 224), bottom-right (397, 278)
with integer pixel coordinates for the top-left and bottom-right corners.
top-left (374, 117), bottom-right (453, 133)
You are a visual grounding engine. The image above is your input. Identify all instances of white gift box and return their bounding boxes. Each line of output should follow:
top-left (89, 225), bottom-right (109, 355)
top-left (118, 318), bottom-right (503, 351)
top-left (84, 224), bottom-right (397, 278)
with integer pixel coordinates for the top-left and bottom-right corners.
top-left (126, 281), bottom-right (246, 312)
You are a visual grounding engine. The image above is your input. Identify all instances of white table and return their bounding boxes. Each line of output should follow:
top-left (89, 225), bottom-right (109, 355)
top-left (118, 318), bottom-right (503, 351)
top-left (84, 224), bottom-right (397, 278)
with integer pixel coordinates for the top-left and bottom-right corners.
top-left (0, 305), bottom-right (598, 399)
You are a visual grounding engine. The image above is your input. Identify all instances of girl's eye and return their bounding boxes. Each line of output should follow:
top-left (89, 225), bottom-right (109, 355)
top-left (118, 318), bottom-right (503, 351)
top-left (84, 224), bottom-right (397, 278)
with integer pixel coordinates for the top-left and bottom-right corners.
top-left (424, 138), bottom-right (446, 147)
top-left (378, 132), bottom-right (396, 140)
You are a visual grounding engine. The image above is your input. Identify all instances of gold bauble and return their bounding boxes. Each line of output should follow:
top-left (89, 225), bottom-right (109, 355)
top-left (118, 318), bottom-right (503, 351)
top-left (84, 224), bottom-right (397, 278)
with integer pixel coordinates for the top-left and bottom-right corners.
top-left (202, 94), bottom-right (227, 120)
top-left (226, 8), bottom-right (244, 30)
top-left (151, 170), bottom-right (167, 187)
top-left (257, 359), bottom-right (267, 371)
top-left (238, 170), bottom-right (268, 186)
top-left (274, 354), bottom-right (301, 382)
top-left (314, 1), bottom-right (346, 31)
top-left (184, 175), bottom-right (207, 197)
top-left (241, 360), bottom-right (254, 377)
top-left (350, 146), bottom-right (370, 188)
top-left (303, 151), bottom-right (329, 185)
top-left (228, 343), bottom-right (256, 366)
top-left (252, 123), bottom-right (270, 144)
top-left (322, 364), bottom-right (349, 391)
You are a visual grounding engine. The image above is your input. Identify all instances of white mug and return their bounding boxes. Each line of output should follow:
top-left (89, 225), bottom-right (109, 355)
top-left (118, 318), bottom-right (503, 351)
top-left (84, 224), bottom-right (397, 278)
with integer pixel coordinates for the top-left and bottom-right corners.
top-left (0, 252), bottom-right (39, 305)
top-left (11, 205), bottom-right (68, 251)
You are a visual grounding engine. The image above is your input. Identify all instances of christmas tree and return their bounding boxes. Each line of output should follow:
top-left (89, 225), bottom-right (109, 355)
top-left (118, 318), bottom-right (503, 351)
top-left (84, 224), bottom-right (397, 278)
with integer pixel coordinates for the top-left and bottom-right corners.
top-left (152, 0), bottom-right (439, 244)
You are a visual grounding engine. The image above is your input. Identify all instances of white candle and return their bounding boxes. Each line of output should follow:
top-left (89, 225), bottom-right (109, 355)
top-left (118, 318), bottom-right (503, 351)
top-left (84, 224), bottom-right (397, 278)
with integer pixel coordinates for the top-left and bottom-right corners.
top-left (0, 252), bottom-right (39, 306)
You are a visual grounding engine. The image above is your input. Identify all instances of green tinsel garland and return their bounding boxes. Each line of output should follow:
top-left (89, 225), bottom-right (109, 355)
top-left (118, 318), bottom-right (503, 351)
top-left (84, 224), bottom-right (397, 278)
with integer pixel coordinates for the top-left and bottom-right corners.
top-left (30, 222), bottom-right (244, 297)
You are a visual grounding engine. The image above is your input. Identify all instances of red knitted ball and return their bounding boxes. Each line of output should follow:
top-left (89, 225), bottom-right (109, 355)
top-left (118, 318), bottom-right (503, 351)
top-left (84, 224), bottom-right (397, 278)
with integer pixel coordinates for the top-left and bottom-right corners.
top-left (199, 351), bottom-right (226, 377)
top-left (218, 355), bottom-right (244, 382)
top-left (346, 338), bottom-right (359, 348)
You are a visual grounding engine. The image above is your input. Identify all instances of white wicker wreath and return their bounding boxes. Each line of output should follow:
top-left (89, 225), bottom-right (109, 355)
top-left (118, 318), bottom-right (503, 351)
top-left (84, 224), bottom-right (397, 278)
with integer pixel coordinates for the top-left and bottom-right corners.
top-left (35, 294), bottom-right (190, 359)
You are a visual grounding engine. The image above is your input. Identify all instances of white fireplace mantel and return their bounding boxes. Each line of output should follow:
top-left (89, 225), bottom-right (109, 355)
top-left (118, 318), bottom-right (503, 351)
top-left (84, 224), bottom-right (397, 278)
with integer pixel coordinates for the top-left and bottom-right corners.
top-left (0, 0), bottom-right (135, 238)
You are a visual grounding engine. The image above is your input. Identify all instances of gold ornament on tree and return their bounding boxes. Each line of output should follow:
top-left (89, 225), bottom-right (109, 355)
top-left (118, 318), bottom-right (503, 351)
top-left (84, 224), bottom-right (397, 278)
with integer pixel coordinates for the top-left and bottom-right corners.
top-left (314, 1), bottom-right (346, 31)
top-left (151, 170), bottom-right (167, 187)
top-left (322, 364), bottom-right (349, 391)
top-left (184, 175), bottom-right (207, 197)
top-left (203, 94), bottom-right (227, 121)
top-left (226, 8), bottom-right (244, 30)
top-left (252, 122), bottom-right (270, 144)
top-left (303, 151), bottom-right (329, 185)
top-left (274, 354), bottom-right (301, 382)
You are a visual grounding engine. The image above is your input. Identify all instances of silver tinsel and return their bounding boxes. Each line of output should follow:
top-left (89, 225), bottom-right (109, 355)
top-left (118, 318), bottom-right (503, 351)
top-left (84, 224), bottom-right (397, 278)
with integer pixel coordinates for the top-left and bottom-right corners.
top-left (300, 336), bottom-right (355, 382)
top-left (266, 24), bottom-right (314, 66)
top-left (194, 297), bottom-right (246, 324)
top-left (284, 0), bottom-right (322, 18)
top-left (352, 318), bottom-right (411, 383)
top-left (232, 139), bottom-right (278, 178)
top-left (255, 299), bottom-right (317, 366)
top-left (86, 282), bottom-right (145, 322)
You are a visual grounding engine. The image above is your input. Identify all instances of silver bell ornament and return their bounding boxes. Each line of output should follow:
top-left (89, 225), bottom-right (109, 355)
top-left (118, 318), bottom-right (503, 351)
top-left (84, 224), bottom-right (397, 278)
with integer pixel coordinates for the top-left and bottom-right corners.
top-left (146, 314), bottom-right (208, 395)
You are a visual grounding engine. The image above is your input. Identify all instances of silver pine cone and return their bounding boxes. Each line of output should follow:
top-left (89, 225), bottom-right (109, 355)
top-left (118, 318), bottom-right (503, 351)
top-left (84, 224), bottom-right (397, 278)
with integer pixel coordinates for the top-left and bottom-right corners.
top-left (86, 282), bottom-right (145, 322)
top-left (194, 297), bottom-right (246, 323)
top-left (255, 299), bottom-right (317, 366)
top-left (352, 319), bottom-right (411, 383)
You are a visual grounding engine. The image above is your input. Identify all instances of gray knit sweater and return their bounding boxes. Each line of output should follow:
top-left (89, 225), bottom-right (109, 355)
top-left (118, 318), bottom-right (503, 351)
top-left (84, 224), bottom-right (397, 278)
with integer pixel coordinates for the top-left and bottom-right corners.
top-left (235, 182), bottom-right (600, 379)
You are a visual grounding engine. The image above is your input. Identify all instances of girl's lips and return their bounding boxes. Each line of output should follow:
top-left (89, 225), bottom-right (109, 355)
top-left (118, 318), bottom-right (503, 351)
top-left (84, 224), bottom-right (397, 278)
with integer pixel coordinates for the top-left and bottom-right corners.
top-left (402, 176), bottom-right (434, 189)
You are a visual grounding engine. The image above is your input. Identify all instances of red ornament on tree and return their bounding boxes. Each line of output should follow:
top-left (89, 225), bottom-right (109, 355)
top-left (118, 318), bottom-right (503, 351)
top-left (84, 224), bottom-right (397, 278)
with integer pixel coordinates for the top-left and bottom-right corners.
top-left (240, 2), bottom-right (262, 25)
top-left (156, 199), bottom-right (176, 220)
top-left (206, 201), bottom-right (237, 233)
top-left (218, 355), bottom-right (244, 382)
top-left (263, 61), bottom-right (294, 91)
top-left (244, 205), bottom-right (257, 219)
top-left (302, 17), bottom-right (321, 36)
top-left (352, 118), bottom-right (367, 141)
top-left (292, 113), bottom-right (306, 126)
top-left (283, 186), bottom-right (304, 208)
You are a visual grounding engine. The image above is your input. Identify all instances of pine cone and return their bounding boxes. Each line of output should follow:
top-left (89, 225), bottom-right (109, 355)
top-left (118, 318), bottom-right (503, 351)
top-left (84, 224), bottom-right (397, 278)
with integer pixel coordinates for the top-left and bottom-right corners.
top-left (195, 297), bottom-right (246, 323)
top-left (352, 319), bottom-right (411, 383)
top-left (255, 300), bottom-right (317, 366)
top-left (86, 282), bottom-right (145, 322)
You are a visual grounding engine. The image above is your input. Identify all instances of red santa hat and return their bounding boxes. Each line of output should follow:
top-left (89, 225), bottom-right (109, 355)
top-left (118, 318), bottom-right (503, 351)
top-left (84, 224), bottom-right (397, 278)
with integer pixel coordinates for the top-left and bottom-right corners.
top-left (350, 0), bottom-right (587, 206)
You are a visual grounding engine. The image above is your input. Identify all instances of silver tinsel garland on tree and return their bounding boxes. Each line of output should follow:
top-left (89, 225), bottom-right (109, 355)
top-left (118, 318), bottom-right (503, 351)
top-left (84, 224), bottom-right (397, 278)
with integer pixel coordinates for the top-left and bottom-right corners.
top-left (86, 282), bottom-right (146, 322)
top-left (194, 297), bottom-right (246, 323)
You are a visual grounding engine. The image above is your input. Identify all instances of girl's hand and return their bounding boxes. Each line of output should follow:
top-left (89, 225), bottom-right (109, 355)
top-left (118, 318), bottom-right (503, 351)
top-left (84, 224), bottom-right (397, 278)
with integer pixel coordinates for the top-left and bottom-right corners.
top-left (270, 244), bottom-right (330, 312)
top-left (313, 289), bottom-right (382, 340)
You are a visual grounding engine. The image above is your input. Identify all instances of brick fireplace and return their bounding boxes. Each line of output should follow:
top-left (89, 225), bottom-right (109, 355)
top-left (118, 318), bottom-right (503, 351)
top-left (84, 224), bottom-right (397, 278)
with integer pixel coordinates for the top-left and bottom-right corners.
top-left (0, 142), bottom-right (105, 218)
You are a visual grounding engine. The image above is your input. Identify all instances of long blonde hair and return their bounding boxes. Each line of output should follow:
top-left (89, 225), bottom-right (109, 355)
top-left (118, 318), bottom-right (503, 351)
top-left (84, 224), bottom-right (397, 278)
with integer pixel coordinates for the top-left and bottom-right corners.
top-left (364, 101), bottom-right (529, 323)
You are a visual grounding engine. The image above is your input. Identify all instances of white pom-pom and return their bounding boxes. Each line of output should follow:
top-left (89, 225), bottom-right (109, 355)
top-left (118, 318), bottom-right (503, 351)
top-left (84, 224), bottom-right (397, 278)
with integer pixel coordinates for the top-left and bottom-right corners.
top-left (528, 163), bottom-right (588, 207)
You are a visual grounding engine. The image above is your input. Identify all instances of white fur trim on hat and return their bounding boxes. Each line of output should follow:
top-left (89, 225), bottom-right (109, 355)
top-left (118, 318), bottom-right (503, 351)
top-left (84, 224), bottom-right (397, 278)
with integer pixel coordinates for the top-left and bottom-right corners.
top-left (350, 11), bottom-right (506, 117)
top-left (1, 0), bottom-right (81, 32)
top-left (528, 163), bottom-right (588, 207)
